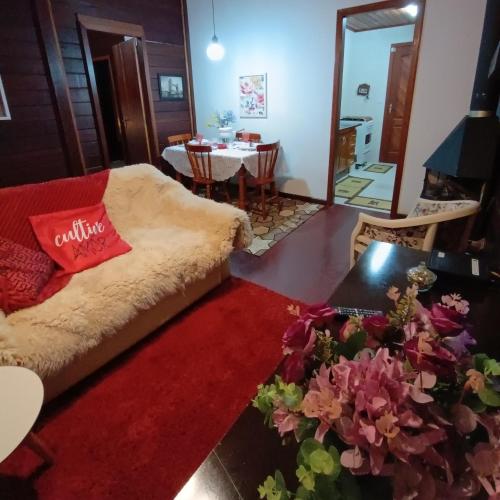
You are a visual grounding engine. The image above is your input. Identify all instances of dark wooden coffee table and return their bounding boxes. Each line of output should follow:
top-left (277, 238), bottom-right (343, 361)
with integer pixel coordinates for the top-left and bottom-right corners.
top-left (175, 242), bottom-right (500, 499)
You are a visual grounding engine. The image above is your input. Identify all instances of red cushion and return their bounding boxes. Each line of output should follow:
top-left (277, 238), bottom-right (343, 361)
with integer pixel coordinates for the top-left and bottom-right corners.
top-left (0, 169), bottom-right (110, 252)
top-left (0, 237), bottom-right (55, 314)
top-left (29, 203), bottom-right (132, 274)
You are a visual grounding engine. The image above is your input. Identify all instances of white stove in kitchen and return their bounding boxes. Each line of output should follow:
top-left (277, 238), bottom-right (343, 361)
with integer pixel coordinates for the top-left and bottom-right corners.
top-left (340, 116), bottom-right (374, 168)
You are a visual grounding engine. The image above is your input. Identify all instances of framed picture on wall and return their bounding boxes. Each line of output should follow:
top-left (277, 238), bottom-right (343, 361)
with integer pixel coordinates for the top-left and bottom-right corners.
top-left (239, 74), bottom-right (267, 118)
top-left (0, 75), bottom-right (11, 120)
top-left (158, 74), bottom-right (185, 101)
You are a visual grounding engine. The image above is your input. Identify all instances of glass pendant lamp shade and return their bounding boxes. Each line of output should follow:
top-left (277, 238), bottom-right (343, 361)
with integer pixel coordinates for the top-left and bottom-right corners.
top-left (207, 0), bottom-right (224, 61)
top-left (206, 35), bottom-right (225, 61)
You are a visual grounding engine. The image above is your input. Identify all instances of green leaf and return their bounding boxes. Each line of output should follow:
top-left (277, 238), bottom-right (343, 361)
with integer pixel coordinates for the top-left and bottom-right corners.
top-left (258, 476), bottom-right (280, 500)
top-left (295, 486), bottom-right (313, 500)
top-left (297, 465), bottom-right (316, 492)
top-left (298, 438), bottom-right (323, 466)
top-left (281, 383), bottom-right (303, 410)
top-left (253, 383), bottom-right (279, 427)
top-left (309, 449), bottom-right (334, 475)
top-left (274, 470), bottom-right (288, 493)
top-left (478, 386), bottom-right (500, 407)
top-left (257, 472), bottom-right (290, 500)
top-left (484, 358), bottom-right (500, 377)
top-left (295, 417), bottom-right (319, 442)
top-left (315, 474), bottom-right (341, 499)
top-left (327, 446), bottom-right (342, 481)
top-left (463, 395), bottom-right (487, 413)
top-left (473, 353), bottom-right (489, 372)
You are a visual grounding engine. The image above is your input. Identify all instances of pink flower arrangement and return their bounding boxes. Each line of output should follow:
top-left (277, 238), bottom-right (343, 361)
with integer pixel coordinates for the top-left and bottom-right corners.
top-left (254, 287), bottom-right (500, 500)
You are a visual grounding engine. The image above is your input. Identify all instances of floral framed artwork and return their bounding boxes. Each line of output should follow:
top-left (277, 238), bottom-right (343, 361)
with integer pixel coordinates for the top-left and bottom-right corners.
top-left (0, 76), bottom-right (11, 120)
top-left (158, 74), bottom-right (185, 101)
top-left (239, 74), bottom-right (267, 118)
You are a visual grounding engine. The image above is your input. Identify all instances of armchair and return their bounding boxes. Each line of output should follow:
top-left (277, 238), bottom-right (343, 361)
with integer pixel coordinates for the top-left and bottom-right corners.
top-left (350, 199), bottom-right (480, 268)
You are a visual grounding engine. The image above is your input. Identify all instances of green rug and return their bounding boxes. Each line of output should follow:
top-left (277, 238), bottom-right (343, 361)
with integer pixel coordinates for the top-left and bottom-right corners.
top-left (335, 176), bottom-right (372, 199)
top-left (346, 196), bottom-right (391, 211)
top-left (365, 164), bottom-right (393, 174)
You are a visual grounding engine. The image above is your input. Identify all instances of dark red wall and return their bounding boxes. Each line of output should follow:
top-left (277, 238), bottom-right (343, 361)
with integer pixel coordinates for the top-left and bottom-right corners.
top-left (0, 0), bottom-right (193, 187)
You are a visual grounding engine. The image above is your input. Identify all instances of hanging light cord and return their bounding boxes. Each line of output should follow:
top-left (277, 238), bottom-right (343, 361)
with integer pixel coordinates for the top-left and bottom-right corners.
top-left (211, 0), bottom-right (217, 37)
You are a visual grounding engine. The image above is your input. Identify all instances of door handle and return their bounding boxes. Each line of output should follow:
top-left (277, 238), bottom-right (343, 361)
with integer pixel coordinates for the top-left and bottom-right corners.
top-left (389, 103), bottom-right (393, 114)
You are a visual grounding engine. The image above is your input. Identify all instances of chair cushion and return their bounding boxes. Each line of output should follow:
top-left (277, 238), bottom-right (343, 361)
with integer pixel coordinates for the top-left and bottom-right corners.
top-left (0, 237), bottom-right (55, 314)
top-left (361, 224), bottom-right (427, 249)
top-left (29, 202), bottom-right (132, 274)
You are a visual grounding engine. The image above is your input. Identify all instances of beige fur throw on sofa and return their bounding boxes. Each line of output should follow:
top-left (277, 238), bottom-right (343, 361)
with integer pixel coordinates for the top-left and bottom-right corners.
top-left (0, 164), bottom-right (252, 378)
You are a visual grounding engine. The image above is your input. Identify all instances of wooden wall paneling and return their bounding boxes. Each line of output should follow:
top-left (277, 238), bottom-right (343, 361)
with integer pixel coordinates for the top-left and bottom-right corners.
top-left (51, 0), bottom-right (185, 45)
top-left (2, 119), bottom-right (60, 139)
top-left (76, 14), bottom-right (160, 166)
top-left (137, 39), bottom-right (160, 164)
top-left (33, 0), bottom-right (86, 177)
top-left (76, 114), bottom-right (96, 130)
top-left (8, 104), bottom-right (57, 121)
top-left (76, 15), bottom-right (110, 168)
top-left (153, 100), bottom-right (190, 112)
top-left (5, 89), bottom-right (53, 107)
top-left (70, 87), bottom-right (91, 102)
top-left (181, 0), bottom-right (196, 135)
top-left (77, 14), bottom-right (143, 37)
top-left (54, 0), bottom-right (194, 165)
top-left (1, 149), bottom-right (68, 187)
top-left (60, 42), bottom-right (82, 59)
top-left (147, 40), bottom-right (193, 148)
top-left (0, 40), bottom-right (41, 58)
top-left (0, 58), bottom-right (47, 75)
top-left (1, 0), bottom-right (195, 186)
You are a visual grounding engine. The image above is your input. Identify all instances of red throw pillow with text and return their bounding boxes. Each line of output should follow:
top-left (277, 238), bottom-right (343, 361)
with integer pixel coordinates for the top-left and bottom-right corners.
top-left (29, 203), bottom-right (131, 274)
top-left (0, 237), bottom-right (55, 314)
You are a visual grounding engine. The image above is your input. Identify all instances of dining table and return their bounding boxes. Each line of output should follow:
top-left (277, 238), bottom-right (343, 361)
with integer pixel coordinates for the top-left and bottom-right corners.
top-left (161, 141), bottom-right (266, 210)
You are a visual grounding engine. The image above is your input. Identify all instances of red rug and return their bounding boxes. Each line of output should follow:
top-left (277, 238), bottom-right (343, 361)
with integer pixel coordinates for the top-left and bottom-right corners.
top-left (0, 278), bottom-right (300, 499)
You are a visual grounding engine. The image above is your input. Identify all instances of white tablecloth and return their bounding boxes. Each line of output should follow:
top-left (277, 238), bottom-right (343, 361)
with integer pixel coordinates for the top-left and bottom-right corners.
top-left (161, 144), bottom-right (261, 181)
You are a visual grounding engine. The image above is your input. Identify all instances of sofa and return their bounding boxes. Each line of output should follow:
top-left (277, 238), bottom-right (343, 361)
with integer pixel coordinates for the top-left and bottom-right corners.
top-left (0, 164), bottom-right (252, 401)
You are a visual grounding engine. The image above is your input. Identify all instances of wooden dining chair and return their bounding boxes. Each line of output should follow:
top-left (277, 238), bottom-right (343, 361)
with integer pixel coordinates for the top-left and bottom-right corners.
top-left (249, 141), bottom-right (281, 218)
top-left (235, 131), bottom-right (262, 143)
top-left (167, 133), bottom-right (192, 146)
top-left (167, 133), bottom-right (192, 182)
top-left (185, 144), bottom-right (231, 202)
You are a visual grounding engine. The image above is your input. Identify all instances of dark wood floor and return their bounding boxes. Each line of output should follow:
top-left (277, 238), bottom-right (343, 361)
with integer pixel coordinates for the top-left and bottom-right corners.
top-left (230, 204), bottom-right (384, 303)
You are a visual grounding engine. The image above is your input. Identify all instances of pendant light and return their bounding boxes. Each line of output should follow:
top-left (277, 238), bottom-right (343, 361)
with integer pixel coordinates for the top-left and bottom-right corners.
top-left (206, 0), bottom-right (225, 61)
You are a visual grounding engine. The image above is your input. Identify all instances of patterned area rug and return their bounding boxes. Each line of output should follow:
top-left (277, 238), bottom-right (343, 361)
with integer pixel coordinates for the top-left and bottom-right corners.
top-left (365, 164), bottom-right (393, 174)
top-left (335, 176), bottom-right (372, 199)
top-left (244, 198), bottom-right (321, 256)
top-left (346, 196), bottom-right (392, 211)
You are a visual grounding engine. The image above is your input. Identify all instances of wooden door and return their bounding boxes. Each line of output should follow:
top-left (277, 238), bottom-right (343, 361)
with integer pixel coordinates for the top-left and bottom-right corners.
top-left (112, 38), bottom-right (152, 164)
top-left (379, 42), bottom-right (413, 164)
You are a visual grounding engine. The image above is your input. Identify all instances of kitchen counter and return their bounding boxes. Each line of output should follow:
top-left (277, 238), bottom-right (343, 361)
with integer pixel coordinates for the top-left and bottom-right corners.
top-left (338, 121), bottom-right (361, 131)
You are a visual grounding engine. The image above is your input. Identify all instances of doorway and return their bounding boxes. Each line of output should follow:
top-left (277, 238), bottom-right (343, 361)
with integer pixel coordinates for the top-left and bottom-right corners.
top-left (327, 1), bottom-right (425, 216)
top-left (77, 15), bottom-right (158, 169)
